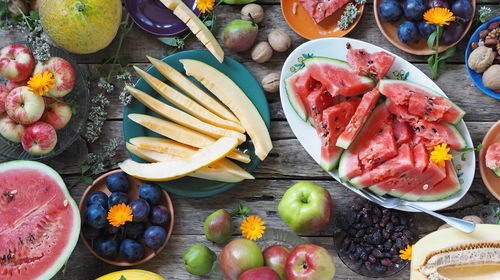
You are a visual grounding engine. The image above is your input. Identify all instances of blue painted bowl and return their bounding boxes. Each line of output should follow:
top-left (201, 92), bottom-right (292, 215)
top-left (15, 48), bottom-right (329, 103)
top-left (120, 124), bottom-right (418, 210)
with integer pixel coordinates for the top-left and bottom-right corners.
top-left (123, 50), bottom-right (270, 198)
top-left (465, 16), bottom-right (500, 100)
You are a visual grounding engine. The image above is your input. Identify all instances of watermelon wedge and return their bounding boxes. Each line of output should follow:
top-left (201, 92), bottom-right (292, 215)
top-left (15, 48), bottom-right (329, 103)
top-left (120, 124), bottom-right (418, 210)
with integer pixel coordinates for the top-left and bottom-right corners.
top-left (393, 117), bottom-right (412, 145)
top-left (319, 98), bottom-right (360, 171)
top-left (485, 143), bottom-right (500, 177)
top-left (298, 0), bottom-right (351, 23)
top-left (306, 87), bottom-right (336, 128)
top-left (285, 66), bottom-right (323, 121)
top-left (346, 47), bottom-right (395, 80)
top-left (336, 88), bottom-right (380, 149)
top-left (378, 79), bottom-right (465, 124)
top-left (400, 161), bottom-right (459, 201)
top-left (304, 57), bottom-right (375, 97)
top-left (410, 120), bottom-right (467, 150)
top-left (350, 144), bottom-right (414, 188)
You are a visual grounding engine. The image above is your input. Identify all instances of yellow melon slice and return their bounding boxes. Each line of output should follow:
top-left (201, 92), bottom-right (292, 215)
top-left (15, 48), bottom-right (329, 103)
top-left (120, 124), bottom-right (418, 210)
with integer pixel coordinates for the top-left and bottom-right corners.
top-left (129, 136), bottom-right (254, 180)
top-left (147, 56), bottom-right (241, 127)
top-left (126, 86), bottom-right (245, 144)
top-left (158, 0), bottom-right (224, 63)
top-left (126, 142), bottom-right (247, 183)
top-left (120, 137), bottom-right (238, 181)
top-left (181, 59), bottom-right (273, 160)
top-left (411, 224), bottom-right (500, 280)
top-left (133, 66), bottom-right (241, 132)
top-left (128, 113), bottom-right (250, 163)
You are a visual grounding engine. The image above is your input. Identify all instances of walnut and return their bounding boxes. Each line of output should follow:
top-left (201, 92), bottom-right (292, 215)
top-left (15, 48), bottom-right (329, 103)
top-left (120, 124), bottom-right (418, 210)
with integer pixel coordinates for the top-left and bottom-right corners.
top-left (261, 72), bottom-right (280, 93)
top-left (468, 46), bottom-right (495, 73)
top-left (241, 4), bottom-right (264, 24)
top-left (462, 215), bottom-right (484, 224)
top-left (251, 41), bottom-right (273, 64)
top-left (268, 29), bottom-right (292, 52)
top-left (482, 65), bottom-right (500, 92)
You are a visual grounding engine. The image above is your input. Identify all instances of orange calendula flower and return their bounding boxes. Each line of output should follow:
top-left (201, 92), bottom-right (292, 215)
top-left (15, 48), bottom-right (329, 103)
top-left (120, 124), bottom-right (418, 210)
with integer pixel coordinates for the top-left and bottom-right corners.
top-left (241, 215), bottom-right (266, 241)
top-left (424, 7), bottom-right (456, 26)
top-left (430, 143), bottom-right (453, 167)
top-left (196, 0), bottom-right (215, 13)
top-left (27, 71), bottom-right (56, 96)
top-left (107, 203), bottom-right (133, 227)
top-left (400, 244), bottom-right (413, 261)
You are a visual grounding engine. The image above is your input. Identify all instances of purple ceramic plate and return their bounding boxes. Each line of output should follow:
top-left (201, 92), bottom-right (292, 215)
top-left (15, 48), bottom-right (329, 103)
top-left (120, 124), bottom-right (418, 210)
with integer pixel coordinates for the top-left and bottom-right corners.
top-left (124, 0), bottom-right (201, 36)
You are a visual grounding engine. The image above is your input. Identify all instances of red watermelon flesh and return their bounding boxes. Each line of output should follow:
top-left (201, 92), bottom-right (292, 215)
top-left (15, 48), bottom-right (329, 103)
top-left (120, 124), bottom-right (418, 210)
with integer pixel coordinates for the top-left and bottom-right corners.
top-left (337, 88), bottom-right (381, 149)
top-left (401, 161), bottom-right (459, 201)
top-left (298, 0), bottom-right (351, 23)
top-left (285, 68), bottom-right (324, 120)
top-left (357, 120), bottom-right (397, 170)
top-left (351, 144), bottom-right (414, 188)
top-left (306, 86), bottom-right (335, 128)
top-left (386, 99), bottom-right (420, 123)
top-left (0, 164), bottom-right (79, 280)
top-left (393, 117), bottom-right (412, 145)
top-left (306, 59), bottom-right (374, 97)
top-left (485, 143), bottom-right (500, 170)
top-left (346, 47), bottom-right (395, 81)
top-left (398, 161), bottom-right (447, 200)
top-left (411, 120), bottom-right (466, 150)
top-left (407, 92), bottom-right (452, 122)
top-left (319, 99), bottom-right (360, 171)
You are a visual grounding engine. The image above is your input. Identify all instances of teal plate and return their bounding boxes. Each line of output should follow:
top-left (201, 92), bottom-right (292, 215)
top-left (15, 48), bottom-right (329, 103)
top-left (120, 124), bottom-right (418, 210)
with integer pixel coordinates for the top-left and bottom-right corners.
top-left (123, 50), bottom-right (270, 197)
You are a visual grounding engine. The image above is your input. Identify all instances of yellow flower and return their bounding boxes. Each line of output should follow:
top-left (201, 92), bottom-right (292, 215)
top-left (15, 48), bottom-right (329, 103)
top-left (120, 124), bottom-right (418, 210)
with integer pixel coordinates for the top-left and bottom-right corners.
top-left (196, 0), bottom-right (215, 13)
top-left (424, 7), bottom-right (456, 26)
top-left (27, 71), bottom-right (56, 96)
top-left (400, 244), bottom-right (413, 261)
top-left (241, 215), bottom-right (266, 241)
top-left (430, 143), bottom-right (453, 167)
top-left (107, 203), bottom-right (133, 227)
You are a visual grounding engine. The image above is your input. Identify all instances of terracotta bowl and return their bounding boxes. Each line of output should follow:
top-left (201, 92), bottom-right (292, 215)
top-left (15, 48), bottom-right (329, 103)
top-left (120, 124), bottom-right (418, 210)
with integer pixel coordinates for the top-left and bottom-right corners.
top-left (374, 0), bottom-right (476, 55)
top-left (479, 121), bottom-right (500, 200)
top-left (79, 169), bottom-right (175, 266)
top-left (281, 0), bottom-right (365, 39)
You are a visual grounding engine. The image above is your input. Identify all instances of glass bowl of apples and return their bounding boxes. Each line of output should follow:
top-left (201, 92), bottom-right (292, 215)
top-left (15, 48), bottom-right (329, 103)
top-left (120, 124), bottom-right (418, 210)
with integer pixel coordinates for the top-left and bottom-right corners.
top-left (0, 41), bottom-right (89, 160)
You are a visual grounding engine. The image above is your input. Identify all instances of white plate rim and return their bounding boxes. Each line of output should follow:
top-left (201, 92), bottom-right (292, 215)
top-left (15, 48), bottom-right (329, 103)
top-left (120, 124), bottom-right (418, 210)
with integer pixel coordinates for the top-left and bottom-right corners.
top-left (279, 37), bottom-right (475, 212)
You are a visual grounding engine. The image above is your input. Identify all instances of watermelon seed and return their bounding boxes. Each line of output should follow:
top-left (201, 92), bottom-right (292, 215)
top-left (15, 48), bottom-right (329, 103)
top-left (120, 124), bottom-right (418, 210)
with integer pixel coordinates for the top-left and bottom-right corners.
top-left (422, 184), bottom-right (429, 190)
top-left (346, 42), bottom-right (351, 49)
top-left (64, 199), bottom-right (69, 207)
top-left (432, 128), bottom-right (438, 133)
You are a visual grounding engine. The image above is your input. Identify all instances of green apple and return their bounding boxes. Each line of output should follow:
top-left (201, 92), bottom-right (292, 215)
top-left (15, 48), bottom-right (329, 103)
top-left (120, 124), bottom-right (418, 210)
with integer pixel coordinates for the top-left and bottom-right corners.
top-left (219, 238), bottom-right (264, 280)
top-left (204, 209), bottom-right (233, 243)
top-left (278, 182), bottom-right (332, 234)
top-left (183, 244), bottom-right (216, 275)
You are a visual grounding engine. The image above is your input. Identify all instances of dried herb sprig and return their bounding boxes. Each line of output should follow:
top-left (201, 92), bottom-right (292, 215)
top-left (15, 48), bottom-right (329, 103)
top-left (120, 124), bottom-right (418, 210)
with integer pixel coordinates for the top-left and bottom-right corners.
top-left (80, 138), bottom-right (120, 184)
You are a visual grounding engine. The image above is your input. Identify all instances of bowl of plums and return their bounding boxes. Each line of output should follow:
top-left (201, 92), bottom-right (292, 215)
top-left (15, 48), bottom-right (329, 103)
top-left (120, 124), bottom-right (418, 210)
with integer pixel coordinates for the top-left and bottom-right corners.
top-left (79, 169), bottom-right (174, 266)
top-left (334, 200), bottom-right (418, 277)
top-left (374, 0), bottom-right (476, 55)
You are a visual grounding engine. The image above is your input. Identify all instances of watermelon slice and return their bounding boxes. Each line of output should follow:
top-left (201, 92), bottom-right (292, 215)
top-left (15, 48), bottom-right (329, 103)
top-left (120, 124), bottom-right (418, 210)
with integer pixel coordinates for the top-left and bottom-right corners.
top-left (304, 57), bottom-right (374, 97)
top-left (401, 161), bottom-right (460, 201)
top-left (285, 66), bottom-right (323, 121)
top-left (378, 79), bottom-right (465, 124)
top-left (398, 161), bottom-right (448, 201)
top-left (338, 103), bottom-right (395, 181)
top-left (305, 87), bottom-right (336, 129)
top-left (485, 143), bottom-right (500, 177)
top-left (386, 99), bottom-right (420, 123)
top-left (319, 98), bottom-right (360, 171)
top-left (410, 120), bottom-right (467, 150)
top-left (336, 88), bottom-right (380, 149)
top-left (393, 117), bottom-right (412, 145)
top-left (298, 0), bottom-right (351, 23)
top-left (0, 161), bottom-right (80, 280)
top-left (350, 144), bottom-right (414, 188)
top-left (346, 47), bottom-right (395, 80)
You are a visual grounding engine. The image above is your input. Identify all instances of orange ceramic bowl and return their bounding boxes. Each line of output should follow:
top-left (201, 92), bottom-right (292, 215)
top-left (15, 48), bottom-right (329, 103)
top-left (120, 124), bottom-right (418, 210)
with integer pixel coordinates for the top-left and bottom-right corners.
top-left (79, 169), bottom-right (175, 266)
top-left (479, 121), bottom-right (500, 200)
top-left (374, 0), bottom-right (476, 55)
top-left (281, 0), bottom-right (365, 39)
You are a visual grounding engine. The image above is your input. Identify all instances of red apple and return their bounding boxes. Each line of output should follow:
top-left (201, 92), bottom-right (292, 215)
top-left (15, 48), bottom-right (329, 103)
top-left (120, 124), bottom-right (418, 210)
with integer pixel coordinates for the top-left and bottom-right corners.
top-left (238, 267), bottom-right (281, 280)
top-left (5, 86), bottom-right (45, 125)
top-left (41, 97), bottom-right (72, 130)
top-left (0, 112), bottom-right (24, 142)
top-left (285, 244), bottom-right (335, 280)
top-left (21, 122), bottom-right (57, 155)
top-left (34, 57), bottom-right (75, 97)
top-left (263, 245), bottom-right (290, 280)
top-left (6, 78), bottom-right (28, 91)
top-left (0, 84), bottom-right (8, 113)
top-left (220, 238), bottom-right (264, 280)
top-left (0, 44), bottom-right (35, 82)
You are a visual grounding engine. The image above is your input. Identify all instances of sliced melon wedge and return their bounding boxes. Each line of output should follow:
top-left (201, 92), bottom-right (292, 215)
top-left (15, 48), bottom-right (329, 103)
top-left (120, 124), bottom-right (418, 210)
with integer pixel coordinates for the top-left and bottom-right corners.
top-left (147, 56), bottom-right (241, 127)
top-left (126, 142), bottom-right (247, 183)
top-left (180, 59), bottom-right (272, 160)
top-left (128, 113), bottom-right (250, 163)
top-left (158, 0), bottom-right (224, 63)
top-left (120, 137), bottom-right (238, 181)
top-left (129, 136), bottom-right (254, 180)
top-left (127, 86), bottom-right (245, 144)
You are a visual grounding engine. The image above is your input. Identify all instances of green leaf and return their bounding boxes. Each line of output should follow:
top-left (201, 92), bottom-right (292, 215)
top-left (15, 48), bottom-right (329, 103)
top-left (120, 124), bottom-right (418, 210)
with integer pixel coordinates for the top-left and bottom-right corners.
top-left (117, 55), bottom-right (131, 67)
top-left (439, 46), bottom-right (456, 61)
top-left (204, 20), bottom-right (213, 28)
top-left (158, 37), bottom-right (185, 49)
top-left (81, 165), bottom-right (91, 174)
top-left (81, 176), bottom-right (93, 185)
top-left (29, 10), bottom-right (39, 20)
top-left (119, 276), bottom-right (127, 280)
top-left (438, 60), bottom-right (447, 70)
top-left (427, 31), bottom-right (437, 49)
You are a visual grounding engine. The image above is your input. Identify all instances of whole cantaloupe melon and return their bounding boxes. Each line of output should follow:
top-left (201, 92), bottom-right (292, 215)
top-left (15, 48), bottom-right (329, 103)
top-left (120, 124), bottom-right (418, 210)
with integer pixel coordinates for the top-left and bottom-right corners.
top-left (39, 0), bottom-right (122, 54)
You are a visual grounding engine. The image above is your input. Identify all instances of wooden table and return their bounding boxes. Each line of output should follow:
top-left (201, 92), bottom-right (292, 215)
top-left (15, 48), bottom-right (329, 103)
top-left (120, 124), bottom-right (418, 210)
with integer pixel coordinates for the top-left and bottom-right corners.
top-left (1, 1), bottom-right (499, 279)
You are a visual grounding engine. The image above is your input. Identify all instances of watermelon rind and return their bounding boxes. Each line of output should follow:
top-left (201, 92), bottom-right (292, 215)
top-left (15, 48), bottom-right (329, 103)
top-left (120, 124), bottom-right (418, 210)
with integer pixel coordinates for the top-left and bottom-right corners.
top-left (445, 122), bottom-right (467, 150)
top-left (285, 70), bottom-right (308, 121)
top-left (0, 160), bottom-right (81, 280)
top-left (401, 164), bottom-right (461, 201)
top-left (368, 185), bottom-right (389, 196)
top-left (378, 79), bottom-right (466, 124)
top-left (494, 168), bottom-right (500, 177)
top-left (337, 149), bottom-right (353, 182)
top-left (320, 149), bottom-right (343, 172)
top-left (304, 56), bottom-right (375, 87)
